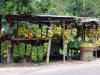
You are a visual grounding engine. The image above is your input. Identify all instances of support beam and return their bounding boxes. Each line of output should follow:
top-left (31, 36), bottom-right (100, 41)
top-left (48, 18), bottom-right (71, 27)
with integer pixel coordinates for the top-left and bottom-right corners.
top-left (46, 22), bottom-right (53, 63)
top-left (63, 20), bottom-right (65, 62)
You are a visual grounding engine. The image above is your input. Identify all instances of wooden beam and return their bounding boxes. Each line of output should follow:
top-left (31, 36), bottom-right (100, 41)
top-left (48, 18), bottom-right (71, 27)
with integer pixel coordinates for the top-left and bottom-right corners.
top-left (63, 20), bottom-right (66, 62)
top-left (46, 22), bottom-right (53, 63)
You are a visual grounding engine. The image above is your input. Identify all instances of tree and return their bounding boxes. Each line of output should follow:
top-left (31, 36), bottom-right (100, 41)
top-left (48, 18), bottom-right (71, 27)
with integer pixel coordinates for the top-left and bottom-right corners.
top-left (67, 0), bottom-right (84, 16)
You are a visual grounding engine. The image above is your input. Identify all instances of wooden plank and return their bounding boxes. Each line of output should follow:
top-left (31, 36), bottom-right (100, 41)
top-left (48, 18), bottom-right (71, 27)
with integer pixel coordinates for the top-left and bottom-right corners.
top-left (12, 38), bottom-right (49, 41)
top-left (46, 22), bottom-right (53, 63)
top-left (63, 20), bottom-right (66, 62)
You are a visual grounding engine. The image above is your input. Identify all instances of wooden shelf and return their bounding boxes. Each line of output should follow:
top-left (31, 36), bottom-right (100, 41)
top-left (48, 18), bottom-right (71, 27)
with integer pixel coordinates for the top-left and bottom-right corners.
top-left (11, 38), bottom-right (49, 41)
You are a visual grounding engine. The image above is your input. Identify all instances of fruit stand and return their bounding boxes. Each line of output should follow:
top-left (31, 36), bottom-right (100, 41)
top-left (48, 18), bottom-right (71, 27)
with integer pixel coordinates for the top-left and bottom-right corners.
top-left (3, 14), bottom-right (78, 63)
top-left (79, 17), bottom-right (100, 61)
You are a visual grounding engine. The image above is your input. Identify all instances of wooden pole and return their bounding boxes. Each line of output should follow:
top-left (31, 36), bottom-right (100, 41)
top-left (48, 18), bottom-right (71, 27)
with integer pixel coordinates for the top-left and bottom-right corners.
top-left (63, 20), bottom-right (65, 62)
top-left (46, 22), bottom-right (53, 63)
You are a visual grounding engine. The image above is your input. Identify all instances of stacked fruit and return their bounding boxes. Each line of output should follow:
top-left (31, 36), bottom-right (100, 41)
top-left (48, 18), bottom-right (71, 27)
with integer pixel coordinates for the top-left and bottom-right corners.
top-left (19, 43), bottom-right (25, 58)
top-left (13, 45), bottom-right (19, 58)
top-left (72, 28), bottom-right (77, 38)
top-left (80, 43), bottom-right (93, 47)
top-left (41, 27), bottom-right (47, 39)
top-left (64, 29), bottom-right (70, 44)
top-left (26, 44), bottom-right (32, 56)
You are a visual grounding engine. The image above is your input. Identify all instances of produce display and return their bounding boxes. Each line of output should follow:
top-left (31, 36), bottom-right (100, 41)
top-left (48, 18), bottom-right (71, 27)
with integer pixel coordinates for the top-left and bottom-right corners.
top-left (64, 29), bottom-right (70, 44)
top-left (13, 45), bottom-right (19, 58)
top-left (80, 43), bottom-right (93, 47)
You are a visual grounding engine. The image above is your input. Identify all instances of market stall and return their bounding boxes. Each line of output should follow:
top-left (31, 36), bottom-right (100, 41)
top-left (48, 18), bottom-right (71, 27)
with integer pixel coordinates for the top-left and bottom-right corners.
top-left (78, 17), bottom-right (100, 61)
top-left (4, 14), bottom-right (78, 63)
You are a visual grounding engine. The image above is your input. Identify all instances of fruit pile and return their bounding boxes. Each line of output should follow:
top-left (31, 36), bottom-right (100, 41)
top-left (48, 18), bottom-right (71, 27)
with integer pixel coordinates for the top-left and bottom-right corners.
top-left (1, 42), bottom-right (7, 56)
top-left (64, 29), bottom-right (70, 44)
top-left (72, 28), bottom-right (77, 38)
top-left (80, 43), bottom-right (93, 47)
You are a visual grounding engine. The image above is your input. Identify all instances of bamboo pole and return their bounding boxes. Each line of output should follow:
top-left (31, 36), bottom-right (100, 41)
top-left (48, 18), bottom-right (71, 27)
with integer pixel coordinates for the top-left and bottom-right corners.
top-left (63, 20), bottom-right (65, 62)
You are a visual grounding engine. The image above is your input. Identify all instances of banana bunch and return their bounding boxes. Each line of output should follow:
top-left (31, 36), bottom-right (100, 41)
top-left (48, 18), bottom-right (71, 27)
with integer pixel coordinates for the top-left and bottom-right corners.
top-left (64, 29), bottom-right (70, 44)
top-left (56, 26), bottom-right (62, 36)
top-left (80, 43), bottom-right (93, 47)
top-left (18, 28), bottom-right (23, 37)
top-left (31, 46), bottom-right (38, 61)
top-left (34, 28), bottom-right (41, 39)
top-left (1, 42), bottom-right (7, 56)
top-left (37, 46), bottom-right (44, 61)
top-left (41, 28), bottom-right (47, 39)
top-left (53, 26), bottom-right (57, 35)
top-left (19, 43), bottom-right (25, 58)
top-left (23, 28), bottom-right (29, 38)
top-left (26, 44), bottom-right (32, 56)
top-left (88, 29), bottom-right (93, 39)
top-left (13, 45), bottom-right (19, 58)
top-left (48, 29), bottom-right (53, 38)
top-left (72, 28), bottom-right (77, 38)
top-left (44, 42), bottom-right (48, 55)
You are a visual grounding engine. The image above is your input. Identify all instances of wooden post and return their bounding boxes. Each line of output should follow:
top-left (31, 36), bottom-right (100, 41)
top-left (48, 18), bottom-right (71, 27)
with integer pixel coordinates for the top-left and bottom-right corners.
top-left (7, 41), bottom-right (12, 63)
top-left (63, 20), bottom-right (65, 62)
top-left (46, 22), bottom-right (53, 63)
